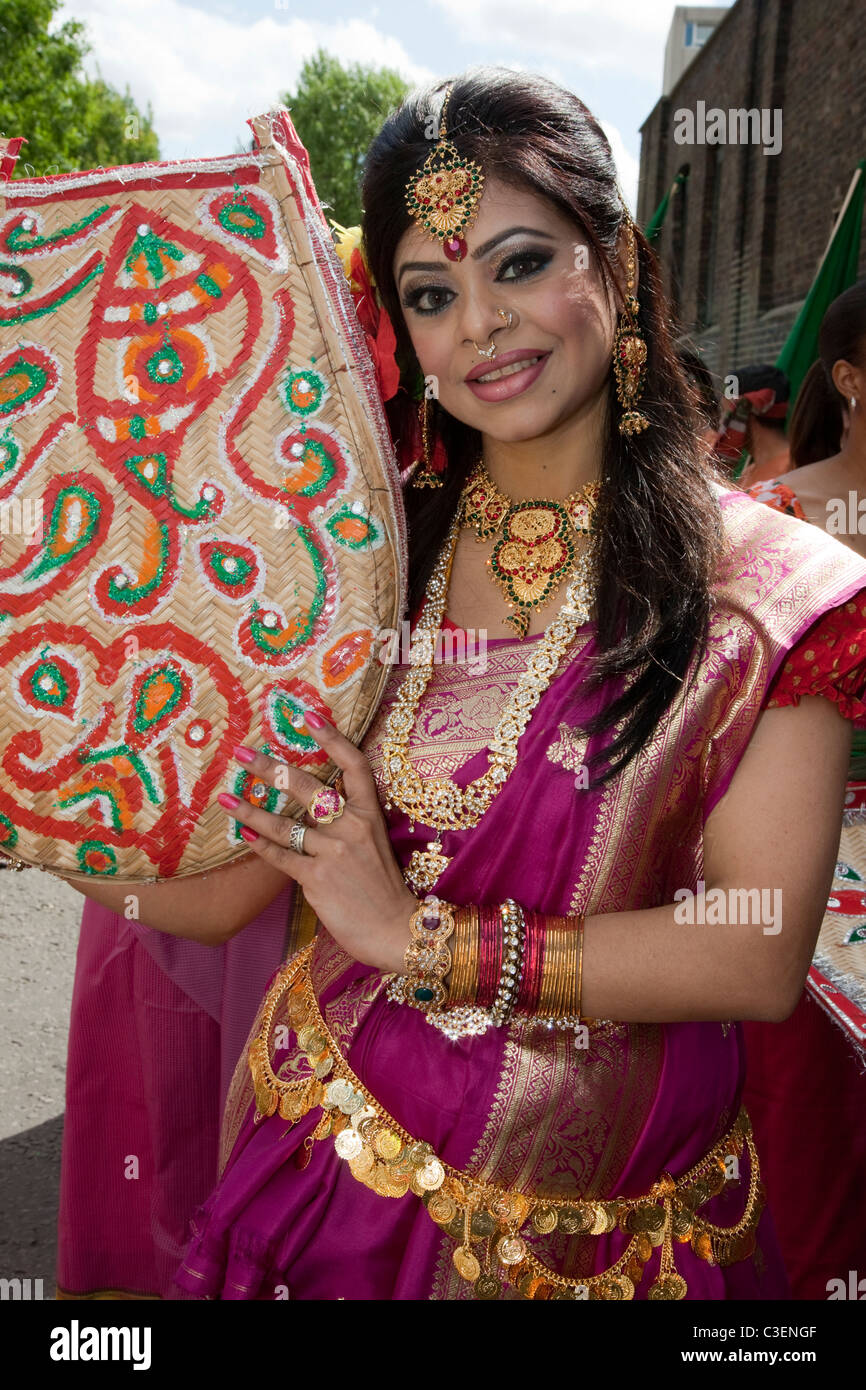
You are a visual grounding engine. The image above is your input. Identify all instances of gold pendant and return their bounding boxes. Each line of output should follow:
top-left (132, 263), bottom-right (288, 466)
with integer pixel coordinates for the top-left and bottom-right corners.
top-left (403, 838), bottom-right (451, 894)
top-left (505, 606), bottom-right (530, 638)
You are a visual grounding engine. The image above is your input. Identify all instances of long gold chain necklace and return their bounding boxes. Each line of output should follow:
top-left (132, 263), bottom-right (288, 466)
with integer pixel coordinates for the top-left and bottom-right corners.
top-left (380, 479), bottom-right (597, 895)
top-left (460, 459), bottom-right (600, 638)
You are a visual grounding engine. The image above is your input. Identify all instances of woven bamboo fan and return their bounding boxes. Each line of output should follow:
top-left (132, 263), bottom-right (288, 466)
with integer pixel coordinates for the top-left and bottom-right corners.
top-left (806, 818), bottom-right (866, 1058)
top-left (0, 108), bottom-right (407, 881)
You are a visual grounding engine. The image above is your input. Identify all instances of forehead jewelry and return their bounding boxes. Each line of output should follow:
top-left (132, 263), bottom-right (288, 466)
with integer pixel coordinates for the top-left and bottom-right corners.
top-left (404, 84), bottom-right (485, 263)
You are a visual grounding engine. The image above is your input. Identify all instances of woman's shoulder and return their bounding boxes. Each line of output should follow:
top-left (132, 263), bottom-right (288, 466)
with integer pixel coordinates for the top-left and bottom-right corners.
top-left (712, 476), bottom-right (854, 577)
top-left (708, 480), bottom-right (866, 670)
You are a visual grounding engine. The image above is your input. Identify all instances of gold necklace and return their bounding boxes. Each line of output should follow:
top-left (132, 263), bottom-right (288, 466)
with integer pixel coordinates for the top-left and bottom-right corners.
top-left (459, 459), bottom-right (600, 638)
top-left (380, 495), bottom-right (596, 895)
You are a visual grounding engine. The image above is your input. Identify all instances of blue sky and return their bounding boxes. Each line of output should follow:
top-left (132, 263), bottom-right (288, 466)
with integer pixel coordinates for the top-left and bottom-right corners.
top-left (53, 0), bottom-right (734, 211)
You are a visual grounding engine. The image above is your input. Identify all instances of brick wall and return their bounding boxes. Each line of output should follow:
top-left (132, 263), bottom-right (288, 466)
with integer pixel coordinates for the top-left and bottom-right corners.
top-left (637, 0), bottom-right (866, 380)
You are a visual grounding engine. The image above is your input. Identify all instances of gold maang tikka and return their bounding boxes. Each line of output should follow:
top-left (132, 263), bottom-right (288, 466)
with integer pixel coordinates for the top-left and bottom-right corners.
top-left (404, 84), bottom-right (485, 264)
top-left (406, 85), bottom-right (485, 488)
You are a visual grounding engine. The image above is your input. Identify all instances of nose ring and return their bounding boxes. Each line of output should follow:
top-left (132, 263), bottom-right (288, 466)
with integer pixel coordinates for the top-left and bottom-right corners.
top-left (471, 307), bottom-right (518, 360)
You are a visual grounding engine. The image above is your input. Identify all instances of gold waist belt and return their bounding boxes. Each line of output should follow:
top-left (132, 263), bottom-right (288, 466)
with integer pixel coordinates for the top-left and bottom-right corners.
top-left (249, 944), bottom-right (765, 1301)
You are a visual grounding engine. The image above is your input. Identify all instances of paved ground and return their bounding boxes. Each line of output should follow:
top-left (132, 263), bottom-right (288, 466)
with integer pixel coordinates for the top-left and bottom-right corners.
top-left (0, 868), bottom-right (81, 1298)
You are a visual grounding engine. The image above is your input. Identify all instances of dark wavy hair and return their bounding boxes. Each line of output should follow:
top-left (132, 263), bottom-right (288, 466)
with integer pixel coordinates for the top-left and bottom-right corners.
top-left (789, 279), bottom-right (866, 467)
top-left (360, 67), bottom-right (727, 788)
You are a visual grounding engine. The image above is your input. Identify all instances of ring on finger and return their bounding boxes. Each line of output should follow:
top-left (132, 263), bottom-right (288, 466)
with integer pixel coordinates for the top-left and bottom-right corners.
top-left (289, 821), bottom-right (309, 855)
top-left (306, 785), bottom-right (346, 825)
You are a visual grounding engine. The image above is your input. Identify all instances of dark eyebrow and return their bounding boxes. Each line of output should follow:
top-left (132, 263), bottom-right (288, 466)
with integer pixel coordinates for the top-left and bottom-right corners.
top-left (396, 226), bottom-right (557, 285)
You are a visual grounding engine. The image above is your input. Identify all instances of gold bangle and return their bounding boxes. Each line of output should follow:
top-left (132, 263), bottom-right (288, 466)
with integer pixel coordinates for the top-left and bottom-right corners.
top-left (538, 922), bottom-right (563, 1015)
top-left (539, 918), bottom-right (581, 1017)
top-left (449, 905), bottom-right (479, 1004)
top-left (576, 915), bottom-right (585, 1019)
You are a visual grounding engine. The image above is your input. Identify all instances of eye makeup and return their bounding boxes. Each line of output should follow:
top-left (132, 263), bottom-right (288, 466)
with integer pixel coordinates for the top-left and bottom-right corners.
top-left (400, 245), bottom-right (555, 317)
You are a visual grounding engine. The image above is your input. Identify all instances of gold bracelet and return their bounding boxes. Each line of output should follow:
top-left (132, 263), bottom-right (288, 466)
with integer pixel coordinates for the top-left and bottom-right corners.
top-left (489, 899), bottom-right (525, 1026)
top-left (394, 895), bottom-right (455, 1013)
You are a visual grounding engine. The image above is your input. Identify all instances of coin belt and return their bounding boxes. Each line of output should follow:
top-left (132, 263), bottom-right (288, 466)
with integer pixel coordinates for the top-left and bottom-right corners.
top-left (249, 945), bottom-right (766, 1301)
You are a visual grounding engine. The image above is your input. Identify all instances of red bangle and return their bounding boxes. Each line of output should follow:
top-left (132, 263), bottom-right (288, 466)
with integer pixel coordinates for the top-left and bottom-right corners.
top-left (517, 909), bottom-right (545, 1013)
top-left (477, 903), bottom-right (502, 1008)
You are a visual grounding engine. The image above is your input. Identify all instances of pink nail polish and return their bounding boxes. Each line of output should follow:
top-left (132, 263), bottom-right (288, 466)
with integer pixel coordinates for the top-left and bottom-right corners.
top-left (305, 710), bottom-right (326, 729)
top-left (233, 745), bottom-right (256, 764)
top-left (240, 826), bottom-right (259, 842)
top-left (217, 792), bottom-right (240, 809)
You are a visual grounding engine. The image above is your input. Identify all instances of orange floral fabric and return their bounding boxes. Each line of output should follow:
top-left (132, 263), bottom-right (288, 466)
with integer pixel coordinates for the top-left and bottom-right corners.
top-left (747, 478), bottom-right (808, 520)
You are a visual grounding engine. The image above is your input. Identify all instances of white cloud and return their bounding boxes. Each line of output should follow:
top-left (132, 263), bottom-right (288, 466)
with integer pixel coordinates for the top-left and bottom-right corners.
top-left (600, 121), bottom-right (639, 214)
top-left (55, 0), bottom-right (434, 160)
top-left (429, 0), bottom-right (726, 78)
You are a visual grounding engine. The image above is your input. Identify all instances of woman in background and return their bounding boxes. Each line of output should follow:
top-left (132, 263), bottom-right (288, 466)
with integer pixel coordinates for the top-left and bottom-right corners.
top-left (746, 280), bottom-right (866, 1298)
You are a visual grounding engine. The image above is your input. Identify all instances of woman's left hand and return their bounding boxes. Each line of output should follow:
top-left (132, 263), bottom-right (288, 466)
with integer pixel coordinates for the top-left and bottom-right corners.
top-left (216, 715), bottom-right (419, 974)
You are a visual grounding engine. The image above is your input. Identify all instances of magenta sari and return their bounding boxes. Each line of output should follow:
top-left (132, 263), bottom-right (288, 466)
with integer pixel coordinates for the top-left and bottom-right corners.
top-left (171, 486), bottom-right (866, 1300)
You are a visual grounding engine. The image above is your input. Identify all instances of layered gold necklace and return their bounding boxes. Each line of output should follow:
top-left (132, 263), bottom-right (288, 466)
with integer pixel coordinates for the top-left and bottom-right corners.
top-left (381, 466), bottom-right (599, 895)
top-left (460, 460), bottom-right (600, 638)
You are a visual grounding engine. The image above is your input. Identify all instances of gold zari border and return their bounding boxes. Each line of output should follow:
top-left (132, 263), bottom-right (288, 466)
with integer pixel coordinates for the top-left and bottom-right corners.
top-left (249, 945), bottom-right (765, 1301)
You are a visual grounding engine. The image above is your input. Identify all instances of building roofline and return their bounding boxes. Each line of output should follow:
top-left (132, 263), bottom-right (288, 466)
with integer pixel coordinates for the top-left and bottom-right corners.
top-left (640, 0), bottom-right (740, 130)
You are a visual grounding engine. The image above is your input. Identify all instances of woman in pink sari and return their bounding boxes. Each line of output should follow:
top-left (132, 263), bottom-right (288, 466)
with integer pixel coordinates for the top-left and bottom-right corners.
top-left (62, 69), bottom-right (866, 1301)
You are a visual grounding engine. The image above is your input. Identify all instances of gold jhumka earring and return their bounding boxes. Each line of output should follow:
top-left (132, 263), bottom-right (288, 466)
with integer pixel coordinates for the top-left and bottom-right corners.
top-left (612, 217), bottom-right (650, 435)
top-left (411, 395), bottom-right (444, 489)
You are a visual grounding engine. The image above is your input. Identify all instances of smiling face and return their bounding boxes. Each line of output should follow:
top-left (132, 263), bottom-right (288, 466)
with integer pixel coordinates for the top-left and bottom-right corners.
top-left (392, 176), bottom-right (622, 446)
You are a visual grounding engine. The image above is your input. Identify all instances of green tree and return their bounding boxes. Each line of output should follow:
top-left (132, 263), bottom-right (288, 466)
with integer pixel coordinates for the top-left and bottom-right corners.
top-left (0, 0), bottom-right (159, 178)
top-left (281, 50), bottom-right (409, 225)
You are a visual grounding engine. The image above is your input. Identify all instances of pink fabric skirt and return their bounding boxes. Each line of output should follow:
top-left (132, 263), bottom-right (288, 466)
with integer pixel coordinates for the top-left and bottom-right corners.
top-left (743, 989), bottom-right (866, 1299)
top-left (56, 891), bottom-right (293, 1298)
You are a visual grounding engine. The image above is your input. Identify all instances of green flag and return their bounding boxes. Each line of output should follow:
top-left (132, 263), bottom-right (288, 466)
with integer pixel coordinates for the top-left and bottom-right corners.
top-left (732, 160), bottom-right (865, 481)
top-left (644, 169), bottom-right (688, 244)
top-left (776, 160), bottom-right (865, 408)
